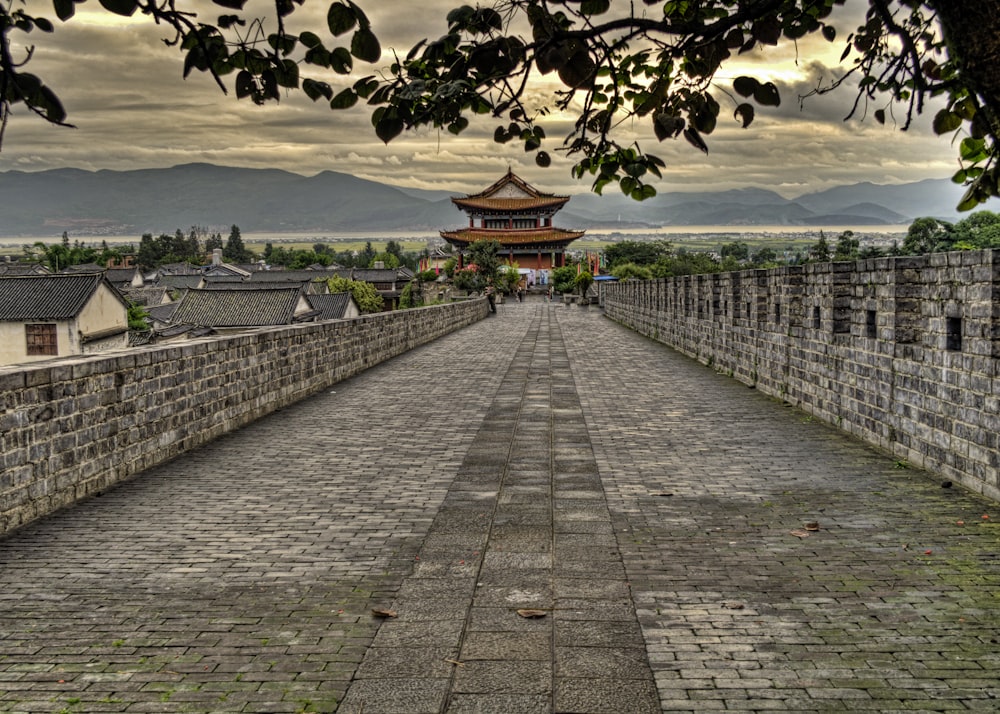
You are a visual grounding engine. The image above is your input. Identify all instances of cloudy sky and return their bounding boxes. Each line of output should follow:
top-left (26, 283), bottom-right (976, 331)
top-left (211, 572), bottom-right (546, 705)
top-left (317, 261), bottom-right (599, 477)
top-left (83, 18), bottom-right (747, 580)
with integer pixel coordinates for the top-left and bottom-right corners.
top-left (0, 0), bottom-right (963, 198)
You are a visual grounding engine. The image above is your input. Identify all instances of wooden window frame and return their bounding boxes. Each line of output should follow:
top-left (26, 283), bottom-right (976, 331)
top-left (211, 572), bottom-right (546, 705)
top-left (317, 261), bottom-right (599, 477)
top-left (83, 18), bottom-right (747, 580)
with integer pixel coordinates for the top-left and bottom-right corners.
top-left (26, 323), bottom-right (58, 356)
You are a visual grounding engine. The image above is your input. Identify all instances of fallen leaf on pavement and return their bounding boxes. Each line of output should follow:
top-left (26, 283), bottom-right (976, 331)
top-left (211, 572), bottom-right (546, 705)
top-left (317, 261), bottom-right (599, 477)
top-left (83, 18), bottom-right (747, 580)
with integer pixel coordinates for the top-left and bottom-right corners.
top-left (517, 609), bottom-right (548, 618)
top-left (371, 608), bottom-right (397, 618)
top-left (789, 529), bottom-right (811, 538)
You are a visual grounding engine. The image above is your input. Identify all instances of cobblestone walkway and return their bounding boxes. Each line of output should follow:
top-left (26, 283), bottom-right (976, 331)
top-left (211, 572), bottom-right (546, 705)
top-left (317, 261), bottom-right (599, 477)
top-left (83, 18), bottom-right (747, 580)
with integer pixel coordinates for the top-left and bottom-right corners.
top-left (1, 302), bottom-right (999, 713)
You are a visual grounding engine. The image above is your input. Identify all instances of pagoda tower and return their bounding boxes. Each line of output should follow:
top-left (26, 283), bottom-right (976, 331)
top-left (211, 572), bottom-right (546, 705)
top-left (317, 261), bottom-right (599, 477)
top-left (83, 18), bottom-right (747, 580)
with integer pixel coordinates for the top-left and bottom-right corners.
top-left (440, 170), bottom-right (584, 273)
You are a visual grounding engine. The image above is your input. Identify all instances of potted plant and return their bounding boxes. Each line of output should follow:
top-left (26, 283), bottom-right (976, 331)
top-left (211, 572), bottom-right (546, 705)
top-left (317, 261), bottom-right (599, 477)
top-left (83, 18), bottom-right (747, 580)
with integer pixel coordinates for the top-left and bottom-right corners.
top-left (574, 269), bottom-right (594, 305)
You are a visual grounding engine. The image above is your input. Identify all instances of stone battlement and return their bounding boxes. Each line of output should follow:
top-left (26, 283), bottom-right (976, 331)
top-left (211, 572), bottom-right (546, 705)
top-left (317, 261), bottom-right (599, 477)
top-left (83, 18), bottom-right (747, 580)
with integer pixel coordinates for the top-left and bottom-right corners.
top-left (604, 249), bottom-right (1000, 501)
top-left (0, 299), bottom-right (488, 535)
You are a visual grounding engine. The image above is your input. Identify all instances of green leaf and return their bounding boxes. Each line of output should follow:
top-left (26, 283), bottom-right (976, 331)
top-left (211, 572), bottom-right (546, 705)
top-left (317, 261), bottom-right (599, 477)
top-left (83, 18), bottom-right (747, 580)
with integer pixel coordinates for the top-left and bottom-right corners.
top-left (351, 28), bottom-right (381, 63)
top-left (558, 51), bottom-right (596, 89)
top-left (448, 117), bottom-right (469, 135)
top-left (653, 113), bottom-right (684, 141)
top-left (373, 108), bottom-right (404, 143)
top-left (957, 185), bottom-right (981, 212)
top-left (303, 79), bottom-right (333, 101)
top-left (822, 24), bottom-right (836, 42)
top-left (932, 108), bottom-right (962, 135)
top-left (330, 47), bottom-right (353, 74)
top-left (494, 126), bottom-right (511, 143)
top-left (581, 0), bottom-right (611, 14)
top-left (33, 17), bottom-right (54, 32)
top-left (733, 76), bottom-right (759, 98)
top-left (53, 0), bottom-right (76, 21)
top-left (38, 85), bottom-right (66, 123)
top-left (327, 3), bottom-right (357, 36)
top-left (274, 59), bottom-right (299, 88)
top-left (753, 81), bottom-right (781, 106)
top-left (873, 108), bottom-right (885, 125)
top-left (959, 137), bottom-right (987, 162)
top-left (299, 31), bottom-right (323, 49)
top-left (683, 127), bottom-right (709, 154)
top-left (212, 0), bottom-right (246, 9)
top-left (734, 103), bottom-right (754, 128)
top-left (535, 151), bottom-right (552, 168)
top-left (98, 0), bottom-right (138, 16)
top-left (235, 70), bottom-right (254, 99)
top-left (330, 87), bottom-right (358, 109)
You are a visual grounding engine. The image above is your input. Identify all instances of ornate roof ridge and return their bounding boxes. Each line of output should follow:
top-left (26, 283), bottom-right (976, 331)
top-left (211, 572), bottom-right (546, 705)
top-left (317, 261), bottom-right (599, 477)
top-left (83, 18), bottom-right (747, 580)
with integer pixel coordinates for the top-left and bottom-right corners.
top-left (460, 169), bottom-right (566, 200)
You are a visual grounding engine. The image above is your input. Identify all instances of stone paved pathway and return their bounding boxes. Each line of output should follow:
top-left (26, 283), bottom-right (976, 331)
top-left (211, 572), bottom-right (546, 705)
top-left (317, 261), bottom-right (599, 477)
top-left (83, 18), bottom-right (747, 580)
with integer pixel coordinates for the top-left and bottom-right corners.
top-left (1, 301), bottom-right (999, 713)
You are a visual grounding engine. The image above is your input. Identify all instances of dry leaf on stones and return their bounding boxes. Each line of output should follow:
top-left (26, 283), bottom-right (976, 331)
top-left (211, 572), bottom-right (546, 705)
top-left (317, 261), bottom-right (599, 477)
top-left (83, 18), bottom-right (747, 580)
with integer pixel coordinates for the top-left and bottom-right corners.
top-left (516, 609), bottom-right (548, 618)
top-left (371, 608), bottom-right (397, 618)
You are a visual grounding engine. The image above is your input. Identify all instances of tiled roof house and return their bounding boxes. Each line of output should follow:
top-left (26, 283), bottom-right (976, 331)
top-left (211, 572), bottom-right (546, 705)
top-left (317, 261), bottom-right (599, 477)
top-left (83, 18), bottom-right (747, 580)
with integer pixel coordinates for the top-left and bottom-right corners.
top-left (0, 273), bottom-right (130, 366)
top-left (307, 292), bottom-right (360, 321)
top-left (163, 287), bottom-right (317, 336)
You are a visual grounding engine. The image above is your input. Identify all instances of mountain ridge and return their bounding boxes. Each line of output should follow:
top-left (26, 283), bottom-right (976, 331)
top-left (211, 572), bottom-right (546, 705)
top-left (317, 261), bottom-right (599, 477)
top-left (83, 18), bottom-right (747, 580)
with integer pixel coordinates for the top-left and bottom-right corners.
top-left (0, 163), bottom-right (976, 237)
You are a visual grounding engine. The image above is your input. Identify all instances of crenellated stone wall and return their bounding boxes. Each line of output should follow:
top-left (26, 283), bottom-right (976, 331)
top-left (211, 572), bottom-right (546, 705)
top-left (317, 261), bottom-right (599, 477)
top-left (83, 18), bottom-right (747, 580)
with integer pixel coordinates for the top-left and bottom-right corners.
top-left (605, 249), bottom-right (1000, 502)
top-left (0, 299), bottom-right (488, 535)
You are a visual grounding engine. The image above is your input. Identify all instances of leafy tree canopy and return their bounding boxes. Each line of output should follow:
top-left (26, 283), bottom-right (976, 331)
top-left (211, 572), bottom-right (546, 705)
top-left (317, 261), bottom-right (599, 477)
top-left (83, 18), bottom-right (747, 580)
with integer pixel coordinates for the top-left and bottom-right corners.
top-left (604, 239), bottom-right (673, 268)
top-left (327, 274), bottom-right (383, 312)
top-left (1, 1), bottom-right (998, 209)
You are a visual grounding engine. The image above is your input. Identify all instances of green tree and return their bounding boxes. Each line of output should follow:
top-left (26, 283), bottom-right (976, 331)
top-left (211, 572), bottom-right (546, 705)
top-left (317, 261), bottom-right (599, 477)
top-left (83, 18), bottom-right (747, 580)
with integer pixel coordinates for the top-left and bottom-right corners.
top-left (204, 232), bottom-right (224, 252)
top-left (464, 239), bottom-right (502, 290)
top-left (750, 247), bottom-right (778, 266)
top-left (808, 232), bottom-right (831, 263)
top-left (950, 211), bottom-right (1000, 249)
top-left (370, 251), bottom-right (400, 269)
top-left (833, 230), bottom-right (860, 261)
top-left (223, 225), bottom-right (252, 263)
top-left (603, 240), bottom-right (672, 269)
top-left (720, 241), bottom-right (750, 262)
top-left (327, 275), bottom-right (383, 313)
top-left (358, 241), bottom-right (377, 268)
top-left (4, 2), bottom-right (999, 208)
top-left (574, 270), bottom-right (594, 297)
top-left (902, 217), bottom-right (951, 255)
top-left (551, 265), bottom-right (578, 294)
top-left (611, 262), bottom-right (654, 280)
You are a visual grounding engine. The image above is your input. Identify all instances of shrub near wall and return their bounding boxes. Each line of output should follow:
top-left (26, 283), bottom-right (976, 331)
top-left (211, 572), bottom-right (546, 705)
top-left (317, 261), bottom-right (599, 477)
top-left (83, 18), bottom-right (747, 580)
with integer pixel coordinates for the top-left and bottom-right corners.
top-left (0, 299), bottom-right (488, 535)
top-left (605, 250), bottom-right (1000, 502)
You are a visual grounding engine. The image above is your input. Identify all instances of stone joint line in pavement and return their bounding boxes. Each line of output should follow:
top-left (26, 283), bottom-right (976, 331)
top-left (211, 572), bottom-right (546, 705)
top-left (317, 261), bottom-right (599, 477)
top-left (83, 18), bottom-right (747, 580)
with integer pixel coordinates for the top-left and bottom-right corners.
top-left (341, 307), bottom-right (661, 713)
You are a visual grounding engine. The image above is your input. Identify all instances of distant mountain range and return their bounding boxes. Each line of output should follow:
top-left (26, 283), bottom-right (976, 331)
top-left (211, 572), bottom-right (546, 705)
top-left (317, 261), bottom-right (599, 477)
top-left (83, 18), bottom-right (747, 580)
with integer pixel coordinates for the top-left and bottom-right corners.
top-left (0, 162), bottom-right (976, 237)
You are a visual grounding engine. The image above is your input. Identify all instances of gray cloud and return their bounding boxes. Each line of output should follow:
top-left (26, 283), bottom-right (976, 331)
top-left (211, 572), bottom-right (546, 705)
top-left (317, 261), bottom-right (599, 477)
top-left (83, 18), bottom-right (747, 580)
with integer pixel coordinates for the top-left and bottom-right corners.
top-left (0, 0), bottom-right (964, 200)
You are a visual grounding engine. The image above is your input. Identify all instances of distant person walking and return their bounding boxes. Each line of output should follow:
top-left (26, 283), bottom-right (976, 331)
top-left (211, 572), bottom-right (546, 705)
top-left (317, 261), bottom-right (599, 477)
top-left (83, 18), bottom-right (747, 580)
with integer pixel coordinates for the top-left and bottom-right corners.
top-left (485, 284), bottom-right (496, 314)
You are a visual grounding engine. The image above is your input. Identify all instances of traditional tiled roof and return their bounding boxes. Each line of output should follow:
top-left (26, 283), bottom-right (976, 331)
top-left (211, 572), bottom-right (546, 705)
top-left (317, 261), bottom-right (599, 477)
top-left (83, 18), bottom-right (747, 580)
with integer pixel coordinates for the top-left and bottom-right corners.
top-left (202, 277), bottom-right (311, 291)
top-left (156, 262), bottom-right (202, 276)
top-left (439, 227), bottom-right (585, 247)
top-left (105, 268), bottom-right (141, 285)
top-left (247, 269), bottom-right (339, 284)
top-left (121, 286), bottom-right (171, 306)
top-left (0, 263), bottom-right (50, 276)
top-left (452, 169), bottom-right (570, 213)
top-left (333, 268), bottom-right (408, 284)
top-left (0, 273), bottom-right (122, 321)
top-left (159, 275), bottom-right (205, 291)
top-left (170, 287), bottom-right (305, 328)
top-left (147, 301), bottom-right (179, 324)
top-left (307, 292), bottom-right (355, 321)
top-left (62, 263), bottom-right (106, 273)
top-left (452, 196), bottom-right (570, 211)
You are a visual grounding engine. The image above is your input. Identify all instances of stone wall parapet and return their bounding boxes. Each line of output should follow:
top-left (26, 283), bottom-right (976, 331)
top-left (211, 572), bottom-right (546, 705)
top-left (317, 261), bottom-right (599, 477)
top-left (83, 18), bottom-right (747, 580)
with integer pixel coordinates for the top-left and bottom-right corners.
top-left (0, 299), bottom-right (488, 535)
top-left (605, 249), bottom-right (1000, 501)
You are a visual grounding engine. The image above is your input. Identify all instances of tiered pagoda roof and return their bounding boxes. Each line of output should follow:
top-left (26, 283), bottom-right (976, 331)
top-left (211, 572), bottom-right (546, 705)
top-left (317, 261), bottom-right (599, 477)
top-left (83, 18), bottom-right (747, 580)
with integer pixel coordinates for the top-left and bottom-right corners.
top-left (440, 170), bottom-right (584, 251)
top-left (450, 170), bottom-right (570, 213)
top-left (439, 227), bottom-right (584, 247)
